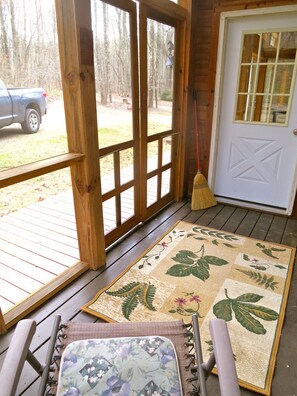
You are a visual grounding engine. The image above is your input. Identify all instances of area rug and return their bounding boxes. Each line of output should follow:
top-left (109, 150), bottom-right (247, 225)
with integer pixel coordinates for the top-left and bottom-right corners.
top-left (82, 221), bottom-right (295, 395)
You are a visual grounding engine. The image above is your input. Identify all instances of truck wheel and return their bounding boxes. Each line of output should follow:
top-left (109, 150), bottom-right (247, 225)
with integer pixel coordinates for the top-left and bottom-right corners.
top-left (21, 108), bottom-right (40, 134)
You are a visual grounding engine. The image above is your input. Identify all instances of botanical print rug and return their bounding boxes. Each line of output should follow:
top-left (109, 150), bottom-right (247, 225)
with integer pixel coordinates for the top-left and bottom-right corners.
top-left (82, 221), bottom-right (296, 395)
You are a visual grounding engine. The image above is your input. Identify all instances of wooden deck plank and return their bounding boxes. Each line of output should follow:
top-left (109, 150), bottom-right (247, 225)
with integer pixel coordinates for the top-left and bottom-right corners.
top-left (0, 215), bottom-right (79, 249)
top-left (0, 263), bottom-right (43, 293)
top-left (250, 212), bottom-right (274, 241)
top-left (0, 238), bottom-right (69, 275)
top-left (0, 250), bottom-right (58, 283)
top-left (282, 218), bottom-right (297, 247)
top-left (221, 207), bottom-right (248, 233)
top-left (37, 199), bottom-right (75, 216)
top-left (0, 279), bottom-right (29, 304)
top-left (182, 206), bottom-right (207, 224)
top-left (0, 229), bottom-right (78, 267)
top-left (235, 210), bottom-right (261, 236)
top-left (8, 210), bottom-right (77, 237)
top-left (266, 215), bottom-right (287, 244)
top-left (0, 297), bottom-right (12, 313)
top-left (24, 202), bottom-right (77, 224)
top-left (208, 204), bottom-right (236, 229)
top-left (0, 221), bottom-right (79, 259)
top-left (190, 203), bottom-right (224, 226)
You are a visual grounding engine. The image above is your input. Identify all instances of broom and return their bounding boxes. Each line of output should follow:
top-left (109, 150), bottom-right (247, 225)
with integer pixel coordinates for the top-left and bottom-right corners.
top-left (191, 90), bottom-right (217, 210)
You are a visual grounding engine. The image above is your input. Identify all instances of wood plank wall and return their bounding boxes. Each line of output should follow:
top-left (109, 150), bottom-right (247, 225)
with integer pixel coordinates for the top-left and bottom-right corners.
top-left (187, 0), bottom-right (297, 217)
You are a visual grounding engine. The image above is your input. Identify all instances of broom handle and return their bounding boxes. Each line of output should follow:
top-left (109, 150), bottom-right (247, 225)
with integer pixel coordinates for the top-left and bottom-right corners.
top-left (193, 90), bottom-right (201, 171)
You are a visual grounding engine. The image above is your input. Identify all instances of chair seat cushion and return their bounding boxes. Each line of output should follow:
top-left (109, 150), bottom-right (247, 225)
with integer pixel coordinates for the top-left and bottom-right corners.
top-left (57, 336), bottom-right (182, 395)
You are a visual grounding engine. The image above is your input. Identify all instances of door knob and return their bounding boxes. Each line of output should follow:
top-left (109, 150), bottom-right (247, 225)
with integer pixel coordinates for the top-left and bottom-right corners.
top-left (294, 129), bottom-right (297, 136)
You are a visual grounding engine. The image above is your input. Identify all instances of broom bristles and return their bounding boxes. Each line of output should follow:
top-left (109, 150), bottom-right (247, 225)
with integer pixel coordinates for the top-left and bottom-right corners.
top-left (191, 171), bottom-right (217, 210)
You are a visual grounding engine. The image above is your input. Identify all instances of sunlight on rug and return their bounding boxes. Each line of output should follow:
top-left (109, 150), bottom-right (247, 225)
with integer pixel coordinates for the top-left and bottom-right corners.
top-left (82, 221), bottom-right (295, 395)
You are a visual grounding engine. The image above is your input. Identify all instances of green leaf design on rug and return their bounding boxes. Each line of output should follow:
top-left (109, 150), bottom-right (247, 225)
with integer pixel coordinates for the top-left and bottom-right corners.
top-left (105, 282), bottom-right (156, 320)
top-left (167, 246), bottom-right (228, 281)
top-left (191, 227), bottom-right (239, 242)
top-left (211, 239), bottom-right (236, 248)
top-left (236, 269), bottom-right (279, 290)
top-left (275, 264), bottom-right (286, 270)
top-left (256, 243), bottom-right (286, 259)
top-left (213, 289), bottom-right (278, 334)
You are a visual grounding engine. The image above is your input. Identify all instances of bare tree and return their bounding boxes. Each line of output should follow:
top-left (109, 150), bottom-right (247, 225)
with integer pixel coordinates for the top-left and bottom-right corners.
top-left (0, 1), bottom-right (11, 82)
top-left (8, 0), bottom-right (21, 85)
top-left (148, 19), bottom-right (155, 108)
top-left (100, 2), bottom-right (111, 105)
top-left (0, 0), bottom-right (173, 106)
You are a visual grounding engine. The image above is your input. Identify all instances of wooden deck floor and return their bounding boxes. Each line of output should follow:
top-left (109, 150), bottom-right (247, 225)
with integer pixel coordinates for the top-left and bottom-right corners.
top-left (0, 161), bottom-right (170, 313)
top-left (0, 201), bottom-right (296, 395)
top-left (0, 190), bottom-right (79, 312)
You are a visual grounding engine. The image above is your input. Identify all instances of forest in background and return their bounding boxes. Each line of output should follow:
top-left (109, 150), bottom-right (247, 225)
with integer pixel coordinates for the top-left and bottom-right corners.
top-left (0, 0), bottom-right (59, 91)
top-left (0, 0), bottom-right (174, 107)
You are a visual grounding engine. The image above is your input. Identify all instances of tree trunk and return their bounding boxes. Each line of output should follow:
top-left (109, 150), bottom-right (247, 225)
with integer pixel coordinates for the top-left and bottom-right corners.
top-left (9, 0), bottom-right (20, 85)
top-left (0, 1), bottom-right (10, 82)
top-left (148, 20), bottom-right (155, 109)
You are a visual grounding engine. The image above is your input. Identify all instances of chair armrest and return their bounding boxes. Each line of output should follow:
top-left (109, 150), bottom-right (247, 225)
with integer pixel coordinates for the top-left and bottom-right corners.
top-left (0, 319), bottom-right (37, 396)
top-left (209, 319), bottom-right (240, 396)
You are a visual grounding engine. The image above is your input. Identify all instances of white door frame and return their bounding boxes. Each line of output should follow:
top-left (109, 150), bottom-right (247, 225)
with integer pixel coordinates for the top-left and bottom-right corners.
top-left (208, 5), bottom-right (297, 215)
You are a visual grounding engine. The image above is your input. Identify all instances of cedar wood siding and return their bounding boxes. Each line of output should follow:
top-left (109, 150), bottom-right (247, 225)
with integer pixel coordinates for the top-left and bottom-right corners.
top-left (187, 0), bottom-right (297, 217)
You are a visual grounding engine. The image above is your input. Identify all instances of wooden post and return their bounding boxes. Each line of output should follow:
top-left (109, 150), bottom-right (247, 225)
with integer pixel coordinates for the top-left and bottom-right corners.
top-left (55, 0), bottom-right (106, 269)
top-left (0, 307), bottom-right (6, 334)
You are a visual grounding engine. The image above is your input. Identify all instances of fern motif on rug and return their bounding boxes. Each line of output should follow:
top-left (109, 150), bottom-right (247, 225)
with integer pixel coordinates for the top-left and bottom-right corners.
top-left (82, 221), bottom-right (295, 395)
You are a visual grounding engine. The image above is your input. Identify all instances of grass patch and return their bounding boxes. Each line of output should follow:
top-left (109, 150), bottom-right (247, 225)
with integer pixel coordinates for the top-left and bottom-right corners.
top-left (98, 127), bottom-right (133, 148)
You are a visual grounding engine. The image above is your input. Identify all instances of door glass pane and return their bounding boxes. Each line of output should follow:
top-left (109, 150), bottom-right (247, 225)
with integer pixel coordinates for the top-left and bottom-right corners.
top-left (260, 32), bottom-right (278, 61)
top-left (279, 32), bottom-right (297, 62)
top-left (238, 65), bottom-right (256, 93)
top-left (242, 34), bottom-right (259, 63)
top-left (260, 94), bottom-right (270, 122)
top-left (147, 19), bottom-right (174, 136)
top-left (271, 96), bottom-right (288, 123)
top-left (235, 30), bottom-right (297, 125)
top-left (274, 65), bottom-right (294, 94)
top-left (91, 1), bottom-right (133, 148)
top-left (260, 64), bottom-right (275, 94)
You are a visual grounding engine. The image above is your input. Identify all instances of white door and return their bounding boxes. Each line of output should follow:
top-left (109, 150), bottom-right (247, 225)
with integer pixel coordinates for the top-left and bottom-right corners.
top-left (211, 9), bottom-right (297, 214)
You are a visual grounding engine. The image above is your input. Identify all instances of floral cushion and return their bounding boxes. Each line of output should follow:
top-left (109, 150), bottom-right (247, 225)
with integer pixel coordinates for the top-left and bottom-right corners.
top-left (57, 336), bottom-right (183, 395)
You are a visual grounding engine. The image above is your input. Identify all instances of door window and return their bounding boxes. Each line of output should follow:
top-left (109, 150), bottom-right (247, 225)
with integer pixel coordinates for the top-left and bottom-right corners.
top-left (235, 31), bottom-right (297, 125)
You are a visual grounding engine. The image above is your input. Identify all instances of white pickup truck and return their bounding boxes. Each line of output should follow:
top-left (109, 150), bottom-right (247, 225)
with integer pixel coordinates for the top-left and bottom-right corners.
top-left (0, 78), bottom-right (47, 133)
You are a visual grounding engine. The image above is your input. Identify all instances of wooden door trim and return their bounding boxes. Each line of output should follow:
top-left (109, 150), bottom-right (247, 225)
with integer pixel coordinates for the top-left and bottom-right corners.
top-left (97, 0), bottom-right (141, 247)
top-left (138, 2), bottom-right (188, 221)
